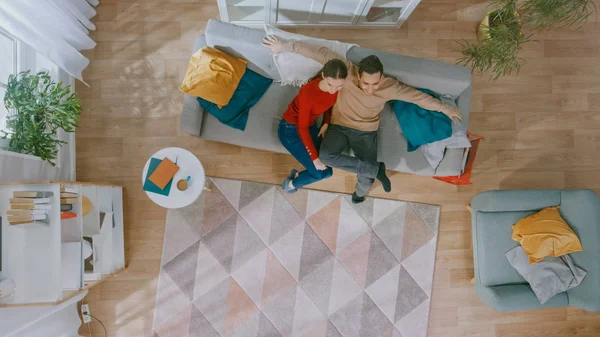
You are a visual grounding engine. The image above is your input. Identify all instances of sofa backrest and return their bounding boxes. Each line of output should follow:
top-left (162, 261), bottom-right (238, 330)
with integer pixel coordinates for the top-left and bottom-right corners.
top-left (347, 46), bottom-right (472, 98)
top-left (205, 19), bottom-right (281, 81)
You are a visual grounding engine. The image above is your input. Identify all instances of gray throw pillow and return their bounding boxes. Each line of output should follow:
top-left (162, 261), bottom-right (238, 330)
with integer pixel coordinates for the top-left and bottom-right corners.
top-left (506, 246), bottom-right (587, 304)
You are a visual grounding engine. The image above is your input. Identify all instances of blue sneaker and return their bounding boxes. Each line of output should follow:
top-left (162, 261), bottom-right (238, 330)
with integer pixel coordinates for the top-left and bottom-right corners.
top-left (282, 169), bottom-right (298, 194)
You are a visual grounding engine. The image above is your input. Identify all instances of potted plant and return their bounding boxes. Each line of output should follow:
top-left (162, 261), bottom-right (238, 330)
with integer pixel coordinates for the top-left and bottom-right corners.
top-left (457, 0), bottom-right (595, 80)
top-left (2, 71), bottom-right (81, 166)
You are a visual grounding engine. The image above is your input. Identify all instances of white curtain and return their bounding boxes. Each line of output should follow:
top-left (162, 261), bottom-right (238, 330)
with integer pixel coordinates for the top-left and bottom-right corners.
top-left (0, 0), bottom-right (98, 83)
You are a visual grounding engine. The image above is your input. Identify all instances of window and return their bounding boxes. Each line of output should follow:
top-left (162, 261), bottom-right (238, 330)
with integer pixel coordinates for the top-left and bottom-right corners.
top-left (0, 28), bottom-right (17, 135)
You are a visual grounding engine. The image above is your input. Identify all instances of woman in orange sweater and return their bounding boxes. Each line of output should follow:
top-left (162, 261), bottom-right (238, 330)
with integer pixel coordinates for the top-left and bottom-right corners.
top-left (277, 59), bottom-right (348, 193)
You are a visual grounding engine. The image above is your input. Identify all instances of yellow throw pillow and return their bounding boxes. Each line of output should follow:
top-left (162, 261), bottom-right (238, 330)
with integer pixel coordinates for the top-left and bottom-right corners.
top-left (512, 206), bottom-right (582, 264)
top-left (179, 46), bottom-right (248, 107)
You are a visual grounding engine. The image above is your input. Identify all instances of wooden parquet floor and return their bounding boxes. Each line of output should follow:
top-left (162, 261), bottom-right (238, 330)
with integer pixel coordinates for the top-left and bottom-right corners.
top-left (76, 1), bottom-right (600, 336)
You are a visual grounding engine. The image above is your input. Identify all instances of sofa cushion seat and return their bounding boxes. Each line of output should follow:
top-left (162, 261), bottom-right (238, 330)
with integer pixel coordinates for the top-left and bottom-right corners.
top-left (474, 210), bottom-right (534, 287)
top-left (200, 82), bottom-right (298, 154)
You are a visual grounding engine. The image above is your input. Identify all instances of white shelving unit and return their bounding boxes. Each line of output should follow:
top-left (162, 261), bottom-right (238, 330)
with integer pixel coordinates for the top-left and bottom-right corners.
top-left (0, 181), bottom-right (125, 307)
top-left (217, 0), bottom-right (421, 27)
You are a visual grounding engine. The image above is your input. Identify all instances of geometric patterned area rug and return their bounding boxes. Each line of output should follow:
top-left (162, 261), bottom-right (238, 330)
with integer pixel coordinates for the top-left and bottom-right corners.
top-left (152, 177), bottom-right (440, 337)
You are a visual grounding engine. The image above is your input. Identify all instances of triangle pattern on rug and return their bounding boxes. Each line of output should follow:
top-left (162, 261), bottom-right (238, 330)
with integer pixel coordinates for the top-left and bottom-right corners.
top-left (193, 277), bottom-right (230, 336)
top-left (202, 214), bottom-right (237, 273)
top-left (330, 292), bottom-right (365, 337)
top-left (298, 224), bottom-right (334, 281)
top-left (372, 203), bottom-right (407, 262)
top-left (229, 310), bottom-right (260, 337)
top-left (365, 264), bottom-right (401, 324)
top-left (278, 186), bottom-right (308, 218)
top-left (307, 196), bottom-right (341, 254)
top-left (372, 198), bottom-right (404, 227)
top-left (258, 312), bottom-right (282, 337)
top-left (231, 215), bottom-right (266, 272)
top-left (329, 259), bottom-right (362, 315)
top-left (162, 208), bottom-right (202, 267)
top-left (326, 320), bottom-right (344, 337)
top-left (153, 270), bottom-right (192, 332)
top-left (163, 240), bottom-right (200, 301)
top-left (156, 177), bottom-right (440, 337)
top-left (211, 177), bottom-right (242, 210)
top-left (262, 284), bottom-right (298, 337)
top-left (193, 242), bottom-right (228, 301)
top-left (394, 267), bottom-right (428, 324)
top-left (201, 180), bottom-right (237, 237)
top-left (189, 305), bottom-right (221, 337)
top-left (336, 196), bottom-right (370, 254)
top-left (306, 189), bottom-right (338, 218)
top-left (365, 233), bottom-right (400, 288)
top-left (359, 292), bottom-right (394, 337)
top-left (231, 249), bottom-right (268, 309)
top-left (299, 255), bottom-right (335, 314)
top-left (343, 194), bottom-right (374, 226)
top-left (269, 222), bottom-right (305, 281)
top-left (401, 206), bottom-right (435, 262)
top-left (292, 285), bottom-right (327, 337)
top-left (376, 326), bottom-right (404, 337)
top-left (401, 238), bottom-right (436, 297)
top-left (262, 250), bottom-right (297, 307)
top-left (225, 277), bottom-right (260, 336)
top-left (337, 231), bottom-right (372, 288)
top-left (269, 190), bottom-right (304, 245)
top-left (396, 299), bottom-right (430, 337)
top-left (302, 319), bottom-right (328, 337)
top-left (239, 181), bottom-right (273, 210)
top-left (239, 186), bottom-right (275, 245)
top-left (409, 203), bottom-right (440, 235)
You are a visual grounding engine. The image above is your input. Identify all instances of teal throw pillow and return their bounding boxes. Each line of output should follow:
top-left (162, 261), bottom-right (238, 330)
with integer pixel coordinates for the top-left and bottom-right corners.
top-left (197, 68), bottom-right (272, 131)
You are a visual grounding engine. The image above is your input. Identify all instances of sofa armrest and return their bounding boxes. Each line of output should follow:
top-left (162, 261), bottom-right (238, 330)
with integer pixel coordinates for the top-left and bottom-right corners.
top-left (475, 284), bottom-right (568, 312)
top-left (471, 190), bottom-right (561, 213)
top-left (181, 95), bottom-right (204, 137)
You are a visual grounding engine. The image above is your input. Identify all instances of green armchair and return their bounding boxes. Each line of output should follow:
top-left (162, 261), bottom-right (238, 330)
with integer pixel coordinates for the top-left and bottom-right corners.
top-left (470, 189), bottom-right (600, 312)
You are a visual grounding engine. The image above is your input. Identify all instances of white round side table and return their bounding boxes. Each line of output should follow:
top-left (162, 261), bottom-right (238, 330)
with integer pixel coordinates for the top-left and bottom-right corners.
top-left (142, 147), bottom-right (205, 209)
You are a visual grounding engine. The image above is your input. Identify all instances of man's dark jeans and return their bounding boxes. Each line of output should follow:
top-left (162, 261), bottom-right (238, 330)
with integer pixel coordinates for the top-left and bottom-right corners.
top-left (319, 124), bottom-right (379, 197)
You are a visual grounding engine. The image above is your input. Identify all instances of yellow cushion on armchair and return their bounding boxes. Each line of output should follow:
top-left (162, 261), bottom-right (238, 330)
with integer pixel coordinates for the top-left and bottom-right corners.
top-left (512, 206), bottom-right (583, 264)
top-left (179, 46), bottom-right (247, 107)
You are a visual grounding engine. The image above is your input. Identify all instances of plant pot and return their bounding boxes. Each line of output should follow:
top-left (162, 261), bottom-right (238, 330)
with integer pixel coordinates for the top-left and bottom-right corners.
top-left (477, 10), bottom-right (496, 41)
top-left (477, 9), bottom-right (520, 42)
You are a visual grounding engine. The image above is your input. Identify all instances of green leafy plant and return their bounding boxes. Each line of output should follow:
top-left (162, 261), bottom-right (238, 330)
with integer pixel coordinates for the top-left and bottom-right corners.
top-left (2, 71), bottom-right (81, 165)
top-left (457, 0), bottom-right (596, 80)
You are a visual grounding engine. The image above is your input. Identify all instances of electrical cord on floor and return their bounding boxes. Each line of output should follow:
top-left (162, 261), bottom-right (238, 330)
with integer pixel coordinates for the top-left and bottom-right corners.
top-left (87, 314), bottom-right (107, 337)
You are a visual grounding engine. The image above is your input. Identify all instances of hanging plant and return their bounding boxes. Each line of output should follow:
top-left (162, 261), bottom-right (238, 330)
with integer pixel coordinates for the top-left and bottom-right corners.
top-left (2, 71), bottom-right (81, 165)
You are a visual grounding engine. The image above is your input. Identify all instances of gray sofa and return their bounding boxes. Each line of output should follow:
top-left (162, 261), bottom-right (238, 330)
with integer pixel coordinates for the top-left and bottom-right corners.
top-left (181, 19), bottom-right (473, 176)
top-left (471, 189), bottom-right (600, 312)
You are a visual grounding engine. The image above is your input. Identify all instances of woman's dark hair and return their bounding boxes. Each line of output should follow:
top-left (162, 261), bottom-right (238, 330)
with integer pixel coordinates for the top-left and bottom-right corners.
top-left (358, 55), bottom-right (383, 76)
top-left (310, 59), bottom-right (348, 82)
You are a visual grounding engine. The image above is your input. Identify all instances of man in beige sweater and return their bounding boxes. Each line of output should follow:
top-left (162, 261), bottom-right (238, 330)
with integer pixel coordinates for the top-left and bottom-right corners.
top-left (262, 35), bottom-right (461, 203)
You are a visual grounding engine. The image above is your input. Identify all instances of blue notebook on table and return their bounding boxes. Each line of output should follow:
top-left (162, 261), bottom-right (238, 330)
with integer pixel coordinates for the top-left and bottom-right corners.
top-left (143, 158), bottom-right (173, 196)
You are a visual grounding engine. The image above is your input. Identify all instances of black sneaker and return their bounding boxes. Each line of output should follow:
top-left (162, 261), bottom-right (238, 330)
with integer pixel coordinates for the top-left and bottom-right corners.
top-left (351, 192), bottom-right (365, 204)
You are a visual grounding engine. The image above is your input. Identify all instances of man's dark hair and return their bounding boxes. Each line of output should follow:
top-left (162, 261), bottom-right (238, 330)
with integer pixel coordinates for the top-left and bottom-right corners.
top-left (358, 55), bottom-right (383, 76)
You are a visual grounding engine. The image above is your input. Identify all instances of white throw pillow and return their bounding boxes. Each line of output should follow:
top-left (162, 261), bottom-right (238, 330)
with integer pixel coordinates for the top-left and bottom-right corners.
top-left (419, 95), bottom-right (471, 170)
top-left (264, 24), bottom-right (357, 87)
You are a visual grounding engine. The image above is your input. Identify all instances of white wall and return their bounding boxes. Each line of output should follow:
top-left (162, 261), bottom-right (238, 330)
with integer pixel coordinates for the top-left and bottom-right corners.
top-left (0, 49), bottom-right (76, 183)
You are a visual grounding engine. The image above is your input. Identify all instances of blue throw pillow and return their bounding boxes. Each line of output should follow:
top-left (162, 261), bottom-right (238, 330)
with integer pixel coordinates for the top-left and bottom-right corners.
top-left (390, 88), bottom-right (453, 152)
top-left (197, 68), bottom-right (273, 131)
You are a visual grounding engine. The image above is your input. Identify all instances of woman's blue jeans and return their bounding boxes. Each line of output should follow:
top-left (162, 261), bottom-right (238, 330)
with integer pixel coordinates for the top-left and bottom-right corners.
top-left (278, 119), bottom-right (333, 188)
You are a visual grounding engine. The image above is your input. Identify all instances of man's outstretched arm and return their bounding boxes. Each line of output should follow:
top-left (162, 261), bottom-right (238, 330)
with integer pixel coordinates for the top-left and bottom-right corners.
top-left (384, 80), bottom-right (462, 122)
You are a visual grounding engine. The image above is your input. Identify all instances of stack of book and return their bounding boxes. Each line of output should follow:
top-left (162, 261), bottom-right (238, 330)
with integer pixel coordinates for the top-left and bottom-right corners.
top-left (7, 191), bottom-right (53, 225)
top-left (60, 186), bottom-right (78, 219)
top-left (143, 157), bottom-right (179, 196)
